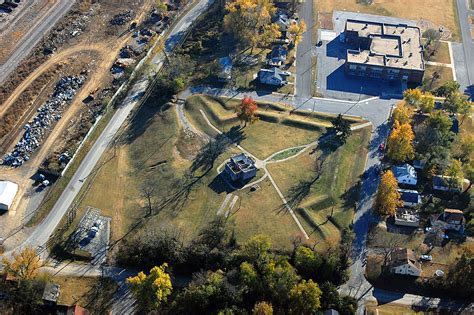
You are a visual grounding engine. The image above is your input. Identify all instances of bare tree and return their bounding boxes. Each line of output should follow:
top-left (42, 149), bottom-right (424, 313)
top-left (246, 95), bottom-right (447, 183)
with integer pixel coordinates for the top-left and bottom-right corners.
top-left (141, 185), bottom-right (156, 216)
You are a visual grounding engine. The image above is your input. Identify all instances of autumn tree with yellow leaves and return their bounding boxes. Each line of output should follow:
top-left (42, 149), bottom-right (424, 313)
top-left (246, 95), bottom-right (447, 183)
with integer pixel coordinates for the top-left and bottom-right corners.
top-left (392, 101), bottom-right (414, 124)
top-left (2, 247), bottom-right (42, 280)
top-left (375, 170), bottom-right (401, 216)
top-left (288, 20), bottom-right (307, 46)
top-left (387, 120), bottom-right (415, 163)
top-left (127, 263), bottom-right (173, 312)
top-left (224, 0), bottom-right (280, 51)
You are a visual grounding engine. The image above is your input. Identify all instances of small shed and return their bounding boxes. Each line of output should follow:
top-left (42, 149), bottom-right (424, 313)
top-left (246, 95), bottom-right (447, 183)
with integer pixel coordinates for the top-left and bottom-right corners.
top-left (42, 282), bottom-right (61, 305)
top-left (0, 181), bottom-right (18, 211)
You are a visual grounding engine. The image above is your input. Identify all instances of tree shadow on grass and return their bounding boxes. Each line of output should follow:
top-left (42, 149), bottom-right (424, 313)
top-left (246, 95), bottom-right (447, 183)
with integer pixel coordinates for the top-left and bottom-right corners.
top-left (122, 100), bottom-right (173, 145)
top-left (190, 126), bottom-right (246, 175)
top-left (277, 150), bottom-right (331, 214)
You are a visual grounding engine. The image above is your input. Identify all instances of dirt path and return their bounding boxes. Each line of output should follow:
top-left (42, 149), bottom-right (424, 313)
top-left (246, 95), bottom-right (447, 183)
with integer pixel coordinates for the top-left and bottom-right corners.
top-left (0, 43), bottom-right (107, 119)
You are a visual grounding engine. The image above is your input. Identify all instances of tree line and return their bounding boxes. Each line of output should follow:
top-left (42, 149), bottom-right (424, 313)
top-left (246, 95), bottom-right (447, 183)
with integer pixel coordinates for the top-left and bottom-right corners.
top-left (119, 218), bottom-right (357, 314)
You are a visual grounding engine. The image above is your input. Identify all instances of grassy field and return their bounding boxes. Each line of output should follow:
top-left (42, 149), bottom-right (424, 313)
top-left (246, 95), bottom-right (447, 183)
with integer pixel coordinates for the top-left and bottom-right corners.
top-left (317, 0), bottom-right (460, 41)
top-left (52, 275), bottom-right (117, 311)
top-left (422, 64), bottom-right (454, 92)
top-left (267, 128), bottom-right (371, 247)
top-left (56, 93), bottom-right (369, 252)
top-left (422, 40), bottom-right (451, 64)
top-left (184, 94), bottom-right (363, 159)
top-left (365, 300), bottom-right (424, 315)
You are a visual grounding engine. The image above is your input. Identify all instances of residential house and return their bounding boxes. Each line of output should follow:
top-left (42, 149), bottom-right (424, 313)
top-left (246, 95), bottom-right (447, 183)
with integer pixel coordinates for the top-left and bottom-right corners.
top-left (398, 189), bottom-right (421, 208)
top-left (258, 67), bottom-right (290, 86)
top-left (394, 208), bottom-right (419, 227)
top-left (389, 247), bottom-right (422, 277)
top-left (67, 304), bottom-right (89, 315)
top-left (392, 164), bottom-right (417, 186)
top-left (413, 159), bottom-right (426, 170)
top-left (268, 46), bottom-right (288, 67)
top-left (432, 175), bottom-right (463, 192)
top-left (273, 10), bottom-right (291, 32)
top-left (430, 209), bottom-right (465, 233)
top-left (224, 153), bottom-right (257, 182)
top-left (218, 56), bottom-right (233, 82)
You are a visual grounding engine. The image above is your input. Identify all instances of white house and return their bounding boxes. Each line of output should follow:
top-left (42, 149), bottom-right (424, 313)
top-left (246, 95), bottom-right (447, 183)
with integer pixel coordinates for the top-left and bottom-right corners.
top-left (392, 164), bottom-right (417, 186)
top-left (258, 67), bottom-right (290, 86)
top-left (0, 181), bottom-right (18, 211)
top-left (389, 247), bottom-right (421, 277)
top-left (394, 208), bottom-right (420, 227)
top-left (398, 189), bottom-right (421, 208)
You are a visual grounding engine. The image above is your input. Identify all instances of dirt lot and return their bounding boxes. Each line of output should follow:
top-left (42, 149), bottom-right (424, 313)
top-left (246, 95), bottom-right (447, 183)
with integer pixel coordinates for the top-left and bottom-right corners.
top-left (316, 0), bottom-right (460, 41)
top-left (0, 0), bottom-right (155, 248)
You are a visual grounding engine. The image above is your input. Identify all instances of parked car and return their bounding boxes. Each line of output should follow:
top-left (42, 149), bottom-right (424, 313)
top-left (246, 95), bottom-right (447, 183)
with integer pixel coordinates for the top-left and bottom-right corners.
top-left (420, 255), bottom-right (433, 261)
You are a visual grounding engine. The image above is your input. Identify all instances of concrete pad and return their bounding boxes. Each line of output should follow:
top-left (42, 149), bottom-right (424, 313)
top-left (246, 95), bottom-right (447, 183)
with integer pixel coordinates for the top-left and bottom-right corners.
top-left (320, 30), bottom-right (337, 42)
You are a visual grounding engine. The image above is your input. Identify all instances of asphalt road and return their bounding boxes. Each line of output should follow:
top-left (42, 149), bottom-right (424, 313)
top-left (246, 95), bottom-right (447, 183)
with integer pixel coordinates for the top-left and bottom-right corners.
top-left (456, 0), bottom-right (474, 96)
top-left (15, 0), bottom-right (214, 252)
top-left (295, 0), bottom-right (315, 99)
top-left (0, 0), bottom-right (75, 83)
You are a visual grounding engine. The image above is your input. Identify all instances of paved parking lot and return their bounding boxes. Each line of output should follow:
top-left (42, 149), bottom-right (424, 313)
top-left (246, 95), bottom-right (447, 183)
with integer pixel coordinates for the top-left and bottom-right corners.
top-left (315, 31), bottom-right (404, 101)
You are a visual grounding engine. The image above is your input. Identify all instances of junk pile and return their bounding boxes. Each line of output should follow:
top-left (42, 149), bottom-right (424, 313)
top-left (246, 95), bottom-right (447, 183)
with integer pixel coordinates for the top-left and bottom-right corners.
top-left (2, 75), bottom-right (85, 167)
top-left (109, 10), bottom-right (133, 26)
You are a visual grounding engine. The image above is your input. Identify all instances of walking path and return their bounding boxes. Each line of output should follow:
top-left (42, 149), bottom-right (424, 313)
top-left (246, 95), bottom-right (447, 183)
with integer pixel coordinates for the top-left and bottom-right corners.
top-left (195, 108), bottom-right (311, 238)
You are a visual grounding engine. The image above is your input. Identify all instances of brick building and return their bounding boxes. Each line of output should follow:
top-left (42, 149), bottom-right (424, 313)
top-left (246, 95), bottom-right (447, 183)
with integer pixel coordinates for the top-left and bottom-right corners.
top-left (344, 19), bottom-right (425, 84)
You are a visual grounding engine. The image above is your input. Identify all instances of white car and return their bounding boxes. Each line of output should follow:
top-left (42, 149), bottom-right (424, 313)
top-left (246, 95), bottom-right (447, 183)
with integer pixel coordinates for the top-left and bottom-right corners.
top-left (420, 255), bottom-right (433, 261)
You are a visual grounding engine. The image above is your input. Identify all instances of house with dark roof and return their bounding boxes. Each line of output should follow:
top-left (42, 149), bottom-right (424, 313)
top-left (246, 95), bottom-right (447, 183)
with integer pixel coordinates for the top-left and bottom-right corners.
top-left (392, 164), bottom-right (417, 186)
top-left (432, 175), bottom-right (462, 192)
top-left (389, 247), bottom-right (421, 277)
top-left (430, 209), bottom-right (465, 233)
top-left (398, 189), bottom-right (421, 208)
top-left (272, 10), bottom-right (291, 32)
top-left (224, 153), bottom-right (257, 182)
top-left (258, 67), bottom-right (290, 86)
top-left (268, 46), bottom-right (288, 67)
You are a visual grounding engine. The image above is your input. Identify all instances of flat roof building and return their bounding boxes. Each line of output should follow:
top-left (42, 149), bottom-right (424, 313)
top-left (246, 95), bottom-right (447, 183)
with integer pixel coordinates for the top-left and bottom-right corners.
top-left (344, 19), bottom-right (424, 84)
top-left (0, 181), bottom-right (18, 211)
top-left (224, 153), bottom-right (257, 182)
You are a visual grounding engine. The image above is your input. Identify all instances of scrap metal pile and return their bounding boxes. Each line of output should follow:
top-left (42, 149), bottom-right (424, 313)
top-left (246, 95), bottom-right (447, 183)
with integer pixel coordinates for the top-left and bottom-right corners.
top-left (2, 75), bottom-right (85, 167)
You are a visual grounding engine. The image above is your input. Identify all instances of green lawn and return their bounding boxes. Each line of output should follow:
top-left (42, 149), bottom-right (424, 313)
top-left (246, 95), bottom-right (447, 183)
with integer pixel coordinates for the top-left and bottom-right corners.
top-left (267, 128), bottom-right (371, 248)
